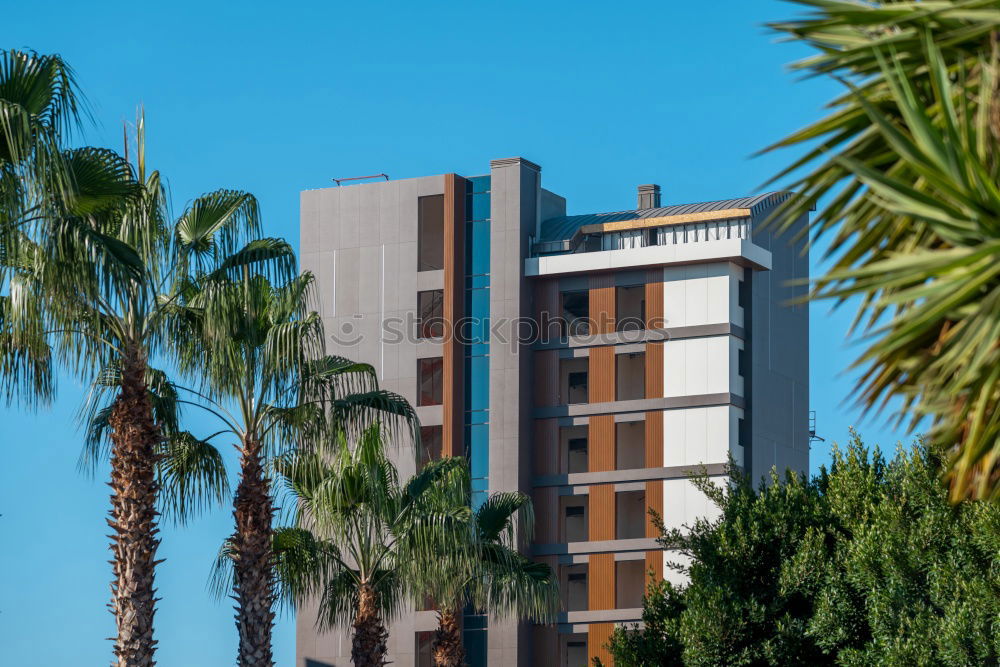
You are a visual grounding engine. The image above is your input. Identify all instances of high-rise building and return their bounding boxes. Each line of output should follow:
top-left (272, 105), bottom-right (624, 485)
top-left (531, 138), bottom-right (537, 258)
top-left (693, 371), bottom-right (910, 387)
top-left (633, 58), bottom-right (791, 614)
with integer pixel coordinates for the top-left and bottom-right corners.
top-left (297, 157), bottom-right (809, 666)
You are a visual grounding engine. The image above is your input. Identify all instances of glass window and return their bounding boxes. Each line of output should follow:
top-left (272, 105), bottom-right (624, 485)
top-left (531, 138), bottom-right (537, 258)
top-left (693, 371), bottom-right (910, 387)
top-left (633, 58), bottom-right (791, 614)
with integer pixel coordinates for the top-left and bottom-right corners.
top-left (417, 357), bottom-right (443, 406)
top-left (616, 285), bottom-right (646, 332)
top-left (562, 291), bottom-right (590, 336)
top-left (417, 290), bottom-right (444, 339)
top-left (463, 628), bottom-right (488, 667)
top-left (468, 193), bottom-right (491, 222)
top-left (415, 631), bottom-right (434, 667)
top-left (466, 219), bottom-right (491, 275)
top-left (418, 425), bottom-right (442, 470)
top-left (418, 194), bottom-right (444, 272)
top-left (465, 356), bottom-right (490, 412)
top-left (568, 371), bottom-right (588, 405)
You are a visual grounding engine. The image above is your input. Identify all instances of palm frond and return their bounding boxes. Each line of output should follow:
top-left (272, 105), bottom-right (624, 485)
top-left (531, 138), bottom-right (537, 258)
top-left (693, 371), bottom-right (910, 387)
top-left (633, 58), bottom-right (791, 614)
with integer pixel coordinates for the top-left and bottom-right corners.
top-left (764, 0), bottom-right (1000, 499)
top-left (157, 431), bottom-right (229, 524)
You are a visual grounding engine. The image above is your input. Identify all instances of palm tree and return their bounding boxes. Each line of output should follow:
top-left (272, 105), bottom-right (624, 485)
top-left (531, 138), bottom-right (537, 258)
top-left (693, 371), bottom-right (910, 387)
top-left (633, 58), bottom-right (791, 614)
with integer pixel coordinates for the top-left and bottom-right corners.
top-left (22, 116), bottom-right (288, 665)
top-left (272, 424), bottom-right (467, 667)
top-left (0, 48), bottom-right (84, 406)
top-left (763, 1), bottom-right (1000, 499)
top-left (170, 271), bottom-right (418, 666)
top-left (413, 490), bottom-right (559, 667)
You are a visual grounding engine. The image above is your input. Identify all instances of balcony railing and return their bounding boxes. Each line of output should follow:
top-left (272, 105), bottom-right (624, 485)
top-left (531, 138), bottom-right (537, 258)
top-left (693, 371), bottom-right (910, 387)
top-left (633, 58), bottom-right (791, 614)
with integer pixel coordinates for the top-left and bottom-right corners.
top-left (532, 216), bottom-right (752, 257)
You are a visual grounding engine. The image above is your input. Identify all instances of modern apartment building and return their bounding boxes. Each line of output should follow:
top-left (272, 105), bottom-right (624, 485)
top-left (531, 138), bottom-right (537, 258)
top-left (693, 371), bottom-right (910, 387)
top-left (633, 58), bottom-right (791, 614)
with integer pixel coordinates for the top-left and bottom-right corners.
top-left (297, 157), bottom-right (809, 667)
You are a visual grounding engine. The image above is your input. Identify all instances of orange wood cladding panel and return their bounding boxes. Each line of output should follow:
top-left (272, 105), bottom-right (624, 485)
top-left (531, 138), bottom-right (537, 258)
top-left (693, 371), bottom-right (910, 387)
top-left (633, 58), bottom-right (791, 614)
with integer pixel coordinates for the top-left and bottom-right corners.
top-left (645, 410), bottom-right (663, 469)
top-left (645, 270), bottom-right (664, 329)
top-left (645, 480), bottom-right (663, 538)
top-left (645, 341), bottom-right (664, 399)
top-left (645, 549), bottom-right (664, 583)
top-left (442, 174), bottom-right (465, 457)
top-left (589, 273), bottom-right (616, 334)
top-left (589, 346), bottom-right (616, 404)
top-left (588, 553), bottom-right (616, 610)
top-left (589, 622), bottom-right (615, 666)
top-left (588, 416), bottom-right (616, 473)
top-left (589, 484), bottom-right (616, 541)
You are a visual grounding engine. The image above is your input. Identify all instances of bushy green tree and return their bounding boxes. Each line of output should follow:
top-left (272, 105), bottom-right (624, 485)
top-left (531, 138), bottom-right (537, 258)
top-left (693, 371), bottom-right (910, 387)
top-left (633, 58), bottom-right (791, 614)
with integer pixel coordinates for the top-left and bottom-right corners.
top-left (604, 433), bottom-right (1000, 666)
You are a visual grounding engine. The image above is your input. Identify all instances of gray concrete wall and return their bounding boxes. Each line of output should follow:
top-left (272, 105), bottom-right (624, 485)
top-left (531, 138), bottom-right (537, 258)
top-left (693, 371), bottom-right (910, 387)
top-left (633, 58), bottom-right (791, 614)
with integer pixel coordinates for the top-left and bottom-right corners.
top-left (298, 174), bottom-right (446, 667)
top-left (748, 212), bottom-right (810, 479)
top-left (486, 157), bottom-right (541, 665)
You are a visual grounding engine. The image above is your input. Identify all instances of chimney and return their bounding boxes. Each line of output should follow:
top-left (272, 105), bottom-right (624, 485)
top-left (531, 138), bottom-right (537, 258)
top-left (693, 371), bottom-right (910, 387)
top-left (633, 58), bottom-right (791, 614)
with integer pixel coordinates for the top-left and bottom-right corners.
top-left (637, 184), bottom-right (661, 209)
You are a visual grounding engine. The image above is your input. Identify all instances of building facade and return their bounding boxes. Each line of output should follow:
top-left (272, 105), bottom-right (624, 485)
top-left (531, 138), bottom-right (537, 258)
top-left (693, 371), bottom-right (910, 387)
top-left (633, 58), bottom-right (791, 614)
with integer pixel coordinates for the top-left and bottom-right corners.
top-left (297, 157), bottom-right (810, 666)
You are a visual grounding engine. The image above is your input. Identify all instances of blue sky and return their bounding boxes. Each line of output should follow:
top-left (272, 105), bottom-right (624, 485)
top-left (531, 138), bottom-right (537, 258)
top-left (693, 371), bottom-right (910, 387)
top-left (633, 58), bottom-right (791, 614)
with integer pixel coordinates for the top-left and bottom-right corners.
top-left (2, 1), bottom-right (918, 665)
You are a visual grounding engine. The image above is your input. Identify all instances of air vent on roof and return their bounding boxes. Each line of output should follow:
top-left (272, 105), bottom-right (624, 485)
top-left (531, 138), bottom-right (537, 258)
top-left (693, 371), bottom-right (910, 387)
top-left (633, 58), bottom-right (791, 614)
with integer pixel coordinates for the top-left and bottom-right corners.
top-left (638, 184), bottom-right (661, 209)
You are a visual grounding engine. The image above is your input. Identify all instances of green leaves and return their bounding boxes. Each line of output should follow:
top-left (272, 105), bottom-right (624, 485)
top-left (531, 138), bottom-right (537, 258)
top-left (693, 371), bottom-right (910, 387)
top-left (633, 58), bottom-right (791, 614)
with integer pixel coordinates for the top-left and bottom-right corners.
top-left (764, 0), bottom-right (1000, 500)
top-left (604, 433), bottom-right (1000, 666)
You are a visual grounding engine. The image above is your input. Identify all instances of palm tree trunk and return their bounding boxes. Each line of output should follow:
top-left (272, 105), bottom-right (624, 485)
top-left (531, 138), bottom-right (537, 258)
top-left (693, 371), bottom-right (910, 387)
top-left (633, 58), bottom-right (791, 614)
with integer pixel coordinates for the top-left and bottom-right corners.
top-left (107, 348), bottom-right (161, 666)
top-left (232, 438), bottom-right (276, 666)
top-left (352, 583), bottom-right (388, 667)
top-left (432, 608), bottom-right (465, 667)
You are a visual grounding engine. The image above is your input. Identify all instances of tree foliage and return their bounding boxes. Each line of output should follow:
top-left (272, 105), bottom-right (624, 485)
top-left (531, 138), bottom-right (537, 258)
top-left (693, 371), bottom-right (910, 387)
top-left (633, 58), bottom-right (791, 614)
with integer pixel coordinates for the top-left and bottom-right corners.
top-left (604, 432), bottom-right (1000, 666)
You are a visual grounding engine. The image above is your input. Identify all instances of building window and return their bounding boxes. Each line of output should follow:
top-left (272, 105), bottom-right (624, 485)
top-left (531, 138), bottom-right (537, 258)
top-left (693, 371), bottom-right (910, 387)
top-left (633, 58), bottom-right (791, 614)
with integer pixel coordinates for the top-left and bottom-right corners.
top-left (561, 290), bottom-right (590, 336)
top-left (567, 371), bottom-right (588, 405)
top-left (615, 352), bottom-right (646, 401)
top-left (417, 357), bottom-right (443, 406)
top-left (567, 437), bottom-right (588, 474)
top-left (415, 631), bottom-right (434, 667)
top-left (418, 425), bottom-right (442, 470)
top-left (616, 285), bottom-right (646, 332)
top-left (418, 194), bottom-right (444, 271)
top-left (417, 289), bottom-right (444, 339)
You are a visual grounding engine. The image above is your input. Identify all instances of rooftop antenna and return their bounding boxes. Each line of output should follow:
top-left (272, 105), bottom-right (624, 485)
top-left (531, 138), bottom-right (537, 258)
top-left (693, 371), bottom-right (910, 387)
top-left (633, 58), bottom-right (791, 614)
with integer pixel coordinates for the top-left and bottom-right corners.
top-left (809, 410), bottom-right (825, 444)
top-left (332, 173), bottom-right (389, 186)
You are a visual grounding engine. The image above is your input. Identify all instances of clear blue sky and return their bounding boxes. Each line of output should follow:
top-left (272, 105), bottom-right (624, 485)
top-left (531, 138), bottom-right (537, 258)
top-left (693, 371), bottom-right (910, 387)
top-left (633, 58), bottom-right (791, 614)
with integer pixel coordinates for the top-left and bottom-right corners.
top-left (2, 2), bottom-right (917, 665)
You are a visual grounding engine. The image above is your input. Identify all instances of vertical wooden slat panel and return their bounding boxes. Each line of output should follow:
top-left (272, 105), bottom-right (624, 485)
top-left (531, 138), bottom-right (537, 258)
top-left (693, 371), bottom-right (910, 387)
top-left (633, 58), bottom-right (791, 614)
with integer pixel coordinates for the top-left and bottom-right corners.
top-left (589, 484), bottom-right (616, 541)
top-left (644, 412), bottom-right (663, 469)
top-left (645, 269), bottom-right (664, 329)
top-left (588, 553), bottom-right (616, 609)
top-left (589, 273), bottom-right (616, 334)
top-left (588, 416), bottom-right (615, 473)
top-left (645, 341), bottom-right (663, 400)
top-left (645, 480), bottom-right (663, 538)
top-left (645, 549), bottom-right (664, 584)
top-left (589, 346), bottom-right (616, 404)
top-left (442, 174), bottom-right (465, 457)
top-left (588, 622), bottom-right (615, 666)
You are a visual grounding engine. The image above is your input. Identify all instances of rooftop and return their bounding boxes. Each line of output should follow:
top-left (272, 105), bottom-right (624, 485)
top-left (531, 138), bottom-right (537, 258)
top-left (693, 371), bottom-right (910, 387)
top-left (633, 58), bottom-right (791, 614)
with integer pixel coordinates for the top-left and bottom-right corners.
top-left (538, 192), bottom-right (791, 244)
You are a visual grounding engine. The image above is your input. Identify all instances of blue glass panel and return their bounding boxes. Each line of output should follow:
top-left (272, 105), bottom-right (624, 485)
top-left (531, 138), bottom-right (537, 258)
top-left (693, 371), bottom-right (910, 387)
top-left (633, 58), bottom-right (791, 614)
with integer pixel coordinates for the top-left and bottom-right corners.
top-left (466, 274), bottom-right (490, 289)
top-left (463, 615), bottom-right (488, 629)
top-left (471, 491), bottom-right (488, 511)
top-left (467, 175), bottom-right (491, 194)
top-left (465, 410), bottom-right (489, 426)
top-left (466, 220), bottom-right (490, 275)
top-left (463, 288), bottom-right (490, 344)
top-left (463, 629), bottom-right (488, 667)
top-left (468, 193), bottom-right (491, 221)
top-left (465, 357), bottom-right (490, 411)
top-left (466, 342), bottom-right (490, 357)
